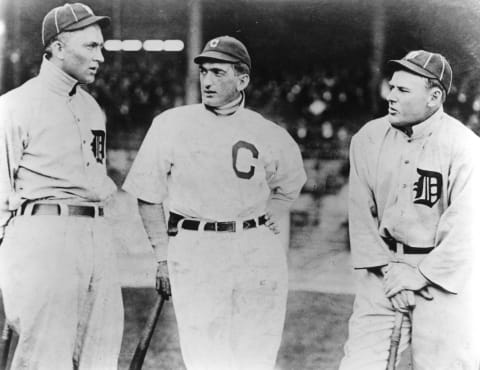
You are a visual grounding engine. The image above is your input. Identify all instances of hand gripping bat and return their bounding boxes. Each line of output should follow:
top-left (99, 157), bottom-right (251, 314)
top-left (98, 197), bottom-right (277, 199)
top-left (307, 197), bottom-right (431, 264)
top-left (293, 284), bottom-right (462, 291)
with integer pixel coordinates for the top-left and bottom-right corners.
top-left (386, 311), bottom-right (404, 370)
top-left (129, 295), bottom-right (166, 370)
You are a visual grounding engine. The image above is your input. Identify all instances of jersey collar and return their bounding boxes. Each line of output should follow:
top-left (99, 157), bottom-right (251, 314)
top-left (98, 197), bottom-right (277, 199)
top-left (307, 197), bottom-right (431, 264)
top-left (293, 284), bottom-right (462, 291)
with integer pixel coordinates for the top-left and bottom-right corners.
top-left (204, 91), bottom-right (245, 116)
top-left (392, 107), bottom-right (443, 140)
top-left (38, 56), bottom-right (80, 97)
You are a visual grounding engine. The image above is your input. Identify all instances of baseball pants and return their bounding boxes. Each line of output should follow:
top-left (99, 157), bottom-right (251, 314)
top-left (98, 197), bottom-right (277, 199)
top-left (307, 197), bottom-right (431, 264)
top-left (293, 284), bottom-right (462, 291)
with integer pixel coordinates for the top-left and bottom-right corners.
top-left (339, 253), bottom-right (479, 370)
top-left (0, 211), bottom-right (124, 370)
top-left (168, 225), bottom-right (288, 370)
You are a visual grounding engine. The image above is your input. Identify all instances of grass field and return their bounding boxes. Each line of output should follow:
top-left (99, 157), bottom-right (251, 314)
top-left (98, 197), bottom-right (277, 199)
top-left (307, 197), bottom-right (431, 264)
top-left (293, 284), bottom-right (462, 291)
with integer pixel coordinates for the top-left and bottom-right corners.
top-left (0, 289), bottom-right (352, 370)
top-left (118, 289), bottom-right (353, 370)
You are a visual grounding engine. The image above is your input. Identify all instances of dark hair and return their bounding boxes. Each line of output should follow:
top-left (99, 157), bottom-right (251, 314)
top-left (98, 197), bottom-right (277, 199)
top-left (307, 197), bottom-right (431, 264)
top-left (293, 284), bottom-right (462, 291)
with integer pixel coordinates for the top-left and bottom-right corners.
top-left (43, 32), bottom-right (71, 60)
top-left (43, 37), bottom-right (57, 59)
top-left (233, 62), bottom-right (250, 76)
top-left (425, 78), bottom-right (446, 102)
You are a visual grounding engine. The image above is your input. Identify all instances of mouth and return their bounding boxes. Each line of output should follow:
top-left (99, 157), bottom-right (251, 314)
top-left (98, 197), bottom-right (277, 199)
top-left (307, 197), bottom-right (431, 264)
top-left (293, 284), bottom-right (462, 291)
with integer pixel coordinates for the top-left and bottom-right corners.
top-left (203, 90), bottom-right (215, 96)
top-left (89, 67), bottom-right (98, 74)
top-left (388, 107), bottom-right (398, 115)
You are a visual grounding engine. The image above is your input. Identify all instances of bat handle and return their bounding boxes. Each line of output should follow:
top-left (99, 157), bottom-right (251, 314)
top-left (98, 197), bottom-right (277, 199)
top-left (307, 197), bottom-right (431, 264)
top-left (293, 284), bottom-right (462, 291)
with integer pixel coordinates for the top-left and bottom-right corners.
top-left (0, 321), bottom-right (12, 370)
top-left (386, 311), bottom-right (404, 370)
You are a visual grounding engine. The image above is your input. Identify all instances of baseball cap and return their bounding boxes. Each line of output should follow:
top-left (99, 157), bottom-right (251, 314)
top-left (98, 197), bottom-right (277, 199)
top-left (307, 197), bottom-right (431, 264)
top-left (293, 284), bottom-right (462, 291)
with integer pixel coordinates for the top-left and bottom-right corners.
top-left (42, 3), bottom-right (110, 46)
top-left (194, 36), bottom-right (252, 71)
top-left (388, 50), bottom-right (452, 94)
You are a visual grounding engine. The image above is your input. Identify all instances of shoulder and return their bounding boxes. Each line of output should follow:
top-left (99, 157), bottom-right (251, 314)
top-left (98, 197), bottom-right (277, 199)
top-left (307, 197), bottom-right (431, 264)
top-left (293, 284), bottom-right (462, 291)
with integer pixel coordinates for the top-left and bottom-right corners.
top-left (152, 104), bottom-right (203, 125)
top-left (0, 77), bottom-right (40, 106)
top-left (0, 77), bottom-right (41, 124)
top-left (351, 115), bottom-right (390, 144)
top-left (438, 112), bottom-right (480, 156)
top-left (242, 107), bottom-right (292, 137)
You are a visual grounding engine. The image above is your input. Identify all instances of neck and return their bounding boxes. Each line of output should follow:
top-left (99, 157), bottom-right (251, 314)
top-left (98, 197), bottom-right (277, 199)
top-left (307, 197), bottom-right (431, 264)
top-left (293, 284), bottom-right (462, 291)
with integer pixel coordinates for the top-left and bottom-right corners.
top-left (205, 92), bottom-right (244, 116)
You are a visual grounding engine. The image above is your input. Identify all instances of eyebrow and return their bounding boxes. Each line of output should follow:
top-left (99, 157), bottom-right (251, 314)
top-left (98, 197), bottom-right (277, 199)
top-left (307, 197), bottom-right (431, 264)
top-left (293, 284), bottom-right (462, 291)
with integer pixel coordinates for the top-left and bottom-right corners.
top-left (200, 66), bottom-right (228, 73)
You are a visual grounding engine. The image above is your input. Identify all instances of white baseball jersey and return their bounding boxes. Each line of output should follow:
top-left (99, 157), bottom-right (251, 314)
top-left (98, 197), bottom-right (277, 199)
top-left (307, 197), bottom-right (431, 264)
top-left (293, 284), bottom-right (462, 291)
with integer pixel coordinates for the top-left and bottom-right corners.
top-left (348, 107), bottom-right (480, 293)
top-left (0, 57), bottom-right (117, 239)
top-left (0, 57), bottom-right (122, 369)
top-left (123, 102), bottom-right (306, 370)
top-left (341, 107), bottom-right (480, 370)
top-left (123, 103), bottom-right (306, 223)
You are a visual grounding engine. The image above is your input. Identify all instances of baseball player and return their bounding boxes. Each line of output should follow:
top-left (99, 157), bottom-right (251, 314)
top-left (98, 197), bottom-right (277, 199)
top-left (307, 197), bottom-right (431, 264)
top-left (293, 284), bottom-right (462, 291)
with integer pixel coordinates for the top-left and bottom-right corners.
top-left (339, 50), bottom-right (480, 370)
top-left (123, 36), bottom-right (306, 370)
top-left (0, 3), bottom-right (123, 369)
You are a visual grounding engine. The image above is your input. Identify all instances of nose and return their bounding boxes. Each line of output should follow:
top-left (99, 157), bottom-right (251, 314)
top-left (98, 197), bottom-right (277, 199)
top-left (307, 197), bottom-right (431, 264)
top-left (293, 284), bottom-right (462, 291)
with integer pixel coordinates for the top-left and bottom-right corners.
top-left (94, 47), bottom-right (104, 63)
top-left (202, 71), bottom-right (213, 88)
top-left (387, 88), bottom-right (396, 102)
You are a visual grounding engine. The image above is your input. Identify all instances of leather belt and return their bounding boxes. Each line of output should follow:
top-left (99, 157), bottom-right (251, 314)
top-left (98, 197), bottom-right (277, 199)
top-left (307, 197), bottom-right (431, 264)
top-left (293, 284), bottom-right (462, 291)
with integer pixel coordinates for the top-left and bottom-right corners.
top-left (19, 203), bottom-right (104, 218)
top-left (382, 237), bottom-right (433, 254)
top-left (169, 212), bottom-right (266, 234)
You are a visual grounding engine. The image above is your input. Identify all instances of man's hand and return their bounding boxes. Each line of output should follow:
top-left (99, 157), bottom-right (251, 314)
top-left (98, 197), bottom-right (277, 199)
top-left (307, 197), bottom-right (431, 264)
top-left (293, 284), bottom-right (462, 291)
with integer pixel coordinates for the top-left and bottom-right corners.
top-left (389, 290), bottom-right (415, 313)
top-left (265, 211), bottom-right (280, 234)
top-left (383, 262), bottom-right (430, 298)
top-left (155, 260), bottom-right (171, 300)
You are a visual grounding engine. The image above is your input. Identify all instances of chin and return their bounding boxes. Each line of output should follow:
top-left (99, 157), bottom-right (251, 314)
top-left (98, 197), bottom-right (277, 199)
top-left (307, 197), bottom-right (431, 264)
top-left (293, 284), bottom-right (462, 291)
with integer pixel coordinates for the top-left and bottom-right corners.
top-left (203, 98), bottom-right (220, 107)
top-left (388, 115), bottom-right (401, 125)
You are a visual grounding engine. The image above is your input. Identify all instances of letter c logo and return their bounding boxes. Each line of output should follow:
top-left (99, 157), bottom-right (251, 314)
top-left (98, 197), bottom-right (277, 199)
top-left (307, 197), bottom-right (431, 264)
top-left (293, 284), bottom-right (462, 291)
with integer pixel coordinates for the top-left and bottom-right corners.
top-left (232, 140), bottom-right (259, 179)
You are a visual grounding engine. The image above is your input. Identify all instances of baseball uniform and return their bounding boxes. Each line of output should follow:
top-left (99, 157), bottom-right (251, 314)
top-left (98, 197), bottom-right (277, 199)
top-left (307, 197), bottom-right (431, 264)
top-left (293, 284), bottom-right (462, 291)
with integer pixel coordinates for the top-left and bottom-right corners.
top-left (0, 57), bottom-right (123, 370)
top-left (123, 101), bottom-right (306, 370)
top-left (340, 107), bottom-right (480, 370)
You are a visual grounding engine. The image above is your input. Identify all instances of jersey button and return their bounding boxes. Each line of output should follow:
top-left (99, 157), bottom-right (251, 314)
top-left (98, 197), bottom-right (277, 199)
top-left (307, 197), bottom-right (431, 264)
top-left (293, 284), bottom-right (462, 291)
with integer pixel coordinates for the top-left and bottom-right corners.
top-left (86, 162), bottom-right (90, 167)
top-left (404, 160), bottom-right (410, 164)
top-left (402, 184), bottom-right (407, 188)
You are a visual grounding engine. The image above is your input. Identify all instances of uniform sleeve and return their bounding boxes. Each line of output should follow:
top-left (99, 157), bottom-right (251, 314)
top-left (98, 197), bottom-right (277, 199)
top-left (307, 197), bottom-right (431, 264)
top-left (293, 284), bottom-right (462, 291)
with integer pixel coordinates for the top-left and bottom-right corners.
top-left (122, 114), bottom-right (173, 203)
top-left (0, 99), bottom-right (24, 239)
top-left (267, 129), bottom-right (306, 212)
top-left (418, 137), bottom-right (480, 294)
top-left (348, 133), bottom-right (391, 269)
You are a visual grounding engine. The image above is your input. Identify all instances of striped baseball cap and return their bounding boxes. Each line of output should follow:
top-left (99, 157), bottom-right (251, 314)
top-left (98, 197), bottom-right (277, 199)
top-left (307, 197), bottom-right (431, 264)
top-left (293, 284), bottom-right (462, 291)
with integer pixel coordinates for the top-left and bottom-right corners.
top-left (388, 50), bottom-right (453, 94)
top-left (42, 3), bottom-right (110, 46)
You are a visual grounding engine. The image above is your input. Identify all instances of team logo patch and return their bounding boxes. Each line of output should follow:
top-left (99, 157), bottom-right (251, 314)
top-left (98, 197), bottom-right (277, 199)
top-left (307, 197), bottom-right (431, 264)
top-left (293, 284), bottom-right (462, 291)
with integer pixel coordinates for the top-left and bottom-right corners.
top-left (90, 130), bottom-right (106, 164)
top-left (209, 39), bottom-right (220, 48)
top-left (413, 168), bottom-right (442, 208)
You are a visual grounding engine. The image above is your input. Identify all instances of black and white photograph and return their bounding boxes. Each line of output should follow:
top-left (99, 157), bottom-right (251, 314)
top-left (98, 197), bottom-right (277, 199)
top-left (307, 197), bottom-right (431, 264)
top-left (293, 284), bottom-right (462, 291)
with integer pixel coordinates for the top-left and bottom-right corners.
top-left (0, 0), bottom-right (479, 369)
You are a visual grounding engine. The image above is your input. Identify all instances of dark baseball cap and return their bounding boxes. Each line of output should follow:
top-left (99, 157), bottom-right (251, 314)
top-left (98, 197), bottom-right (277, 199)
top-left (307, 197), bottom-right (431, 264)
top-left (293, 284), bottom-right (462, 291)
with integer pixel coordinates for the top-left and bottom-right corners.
top-left (42, 3), bottom-right (110, 46)
top-left (194, 36), bottom-right (252, 71)
top-left (388, 50), bottom-right (452, 94)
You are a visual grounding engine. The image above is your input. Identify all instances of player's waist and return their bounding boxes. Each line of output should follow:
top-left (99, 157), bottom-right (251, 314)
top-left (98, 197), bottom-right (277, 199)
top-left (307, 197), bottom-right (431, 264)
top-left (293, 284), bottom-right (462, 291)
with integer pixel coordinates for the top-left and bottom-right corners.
top-left (17, 200), bottom-right (104, 218)
top-left (168, 212), bottom-right (266, 236)
top-left (382, 237), bottom-right (434, 254)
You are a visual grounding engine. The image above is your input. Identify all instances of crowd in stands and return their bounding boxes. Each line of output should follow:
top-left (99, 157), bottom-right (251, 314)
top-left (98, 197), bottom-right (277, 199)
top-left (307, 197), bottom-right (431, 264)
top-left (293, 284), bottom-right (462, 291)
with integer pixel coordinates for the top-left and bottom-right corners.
top-left (5, 52), bottom-right (480, 158)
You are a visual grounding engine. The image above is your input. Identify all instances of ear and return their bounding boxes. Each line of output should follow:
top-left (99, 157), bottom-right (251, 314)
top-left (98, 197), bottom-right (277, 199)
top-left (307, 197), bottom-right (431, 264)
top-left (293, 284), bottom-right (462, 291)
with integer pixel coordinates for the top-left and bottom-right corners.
top-left (427, 87), bottom-right (443, 107)
top-left (236, 74), bottom-right (250, 92)
top-left (50, 40), bottom-right (66, 60)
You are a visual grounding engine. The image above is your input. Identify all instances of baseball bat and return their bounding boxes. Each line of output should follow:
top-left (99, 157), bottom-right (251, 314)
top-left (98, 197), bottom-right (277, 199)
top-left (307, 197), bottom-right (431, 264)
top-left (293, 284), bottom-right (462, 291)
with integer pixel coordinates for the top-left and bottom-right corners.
top-left (0, 322), bottom-right (12, 370)
top-left (129, 295), bottom-right (165, 370)
top-left (386, 311), bottom-right (404, 370)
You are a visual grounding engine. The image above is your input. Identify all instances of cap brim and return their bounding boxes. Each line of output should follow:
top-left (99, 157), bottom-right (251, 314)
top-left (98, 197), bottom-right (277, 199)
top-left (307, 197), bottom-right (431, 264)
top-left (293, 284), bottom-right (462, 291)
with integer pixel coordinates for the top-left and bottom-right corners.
top-left (64, 15), bottom-right (111, 32)
top-left (194, 51), bottom-right (239, 65)
top-left (387, 59), bottom-right (437, 79)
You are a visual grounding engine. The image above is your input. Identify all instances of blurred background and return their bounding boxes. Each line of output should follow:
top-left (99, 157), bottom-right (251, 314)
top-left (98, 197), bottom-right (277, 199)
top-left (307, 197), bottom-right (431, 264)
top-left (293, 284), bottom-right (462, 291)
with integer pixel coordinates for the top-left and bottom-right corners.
top-left (0, 0), bottom-right (480, 369)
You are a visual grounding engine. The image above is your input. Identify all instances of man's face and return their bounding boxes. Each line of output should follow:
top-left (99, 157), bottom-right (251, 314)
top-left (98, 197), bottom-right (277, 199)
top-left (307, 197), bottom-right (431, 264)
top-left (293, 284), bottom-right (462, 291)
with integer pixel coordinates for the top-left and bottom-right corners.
top-left (59, 24), bottom-right (104, 84)
top-left (199, 62), bottom-right (245, 107)
top-left (387, 70), bottom-right (433, 127)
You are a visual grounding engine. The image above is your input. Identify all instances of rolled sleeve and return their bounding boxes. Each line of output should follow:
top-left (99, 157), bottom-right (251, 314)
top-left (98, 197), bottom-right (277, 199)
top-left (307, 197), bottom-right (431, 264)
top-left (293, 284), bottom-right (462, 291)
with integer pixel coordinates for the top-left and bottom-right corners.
top-left (122, 115), bottom-right (173, 203)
